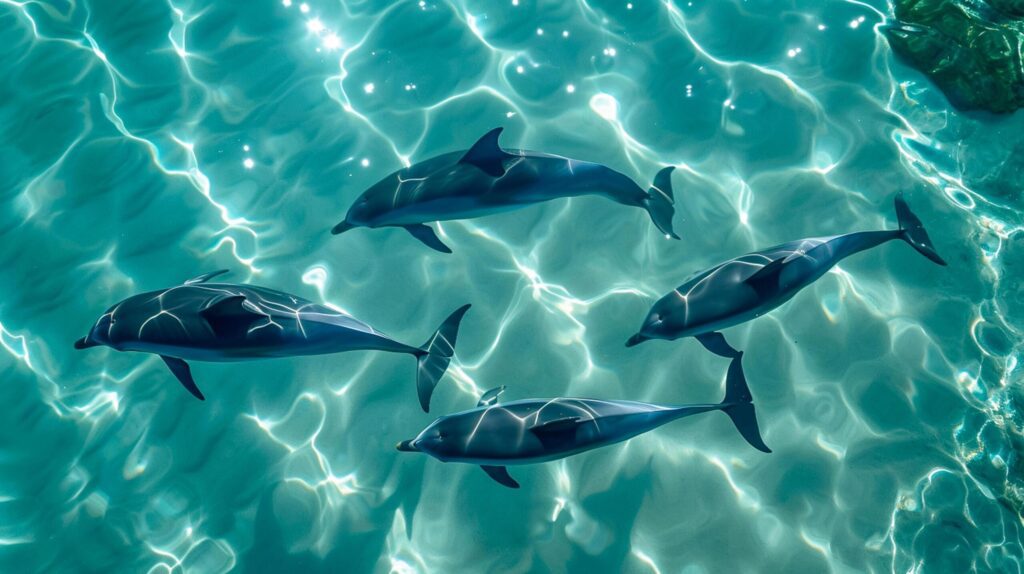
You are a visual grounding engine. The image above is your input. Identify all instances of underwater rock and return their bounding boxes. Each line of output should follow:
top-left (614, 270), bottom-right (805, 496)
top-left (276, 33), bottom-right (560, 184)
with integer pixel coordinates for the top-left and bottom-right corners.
top-left (885, 0), bottom-right (1024, 113)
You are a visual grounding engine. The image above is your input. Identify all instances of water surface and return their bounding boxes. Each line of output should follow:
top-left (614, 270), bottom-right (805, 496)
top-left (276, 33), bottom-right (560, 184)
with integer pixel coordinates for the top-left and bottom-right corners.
top-left (1, 0), bottom-right (1021, 572)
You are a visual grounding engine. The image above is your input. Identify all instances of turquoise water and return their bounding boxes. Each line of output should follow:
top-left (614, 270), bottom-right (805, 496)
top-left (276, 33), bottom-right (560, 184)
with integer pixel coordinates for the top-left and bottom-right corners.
top-left (2, 0), bottom-right (1022, 572)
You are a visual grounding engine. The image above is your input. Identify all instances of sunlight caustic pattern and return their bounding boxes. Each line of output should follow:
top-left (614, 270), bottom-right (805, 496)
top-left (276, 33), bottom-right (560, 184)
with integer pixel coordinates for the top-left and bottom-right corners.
top-left (1, 0), bottom-right (1021, 572)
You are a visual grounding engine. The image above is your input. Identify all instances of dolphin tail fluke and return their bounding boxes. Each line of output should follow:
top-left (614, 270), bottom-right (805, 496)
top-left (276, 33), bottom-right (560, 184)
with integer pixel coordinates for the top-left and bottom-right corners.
top-left (719, 353), bottom-right (771, 453)
top-left (415, 304), bottom-right (472, 412)
top-left (643, 166), bottom-right (679, 239)
top-left (894, 194), bottom-right (947, 266)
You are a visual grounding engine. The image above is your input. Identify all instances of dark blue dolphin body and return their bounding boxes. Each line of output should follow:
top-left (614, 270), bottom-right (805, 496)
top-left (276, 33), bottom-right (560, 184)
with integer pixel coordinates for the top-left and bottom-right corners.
top-left (74, 270), bottom-right (469, 411)
top-left (626, 195), bottom-right (947, 359)
top-left (397, 354), bottom-right (769, 488)
top-left (331, 128), bottom-right (679, 253)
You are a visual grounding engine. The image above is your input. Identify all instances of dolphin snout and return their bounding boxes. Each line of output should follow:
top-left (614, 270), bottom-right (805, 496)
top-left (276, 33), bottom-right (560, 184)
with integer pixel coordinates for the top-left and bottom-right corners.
top-left (396, 439), bottom-right (419, 452)
top-left (331, 220), bottom-right (356, 235)
top-left (73, 336), bottom-right (93, 350)
top-left (625, 333), bottom-right (647, 347)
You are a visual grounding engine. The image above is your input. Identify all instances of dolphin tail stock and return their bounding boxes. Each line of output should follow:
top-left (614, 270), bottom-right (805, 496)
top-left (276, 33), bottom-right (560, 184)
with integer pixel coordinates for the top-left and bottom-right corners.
top-left (894, 193), bottom-right (947, 266)
top-left (643, 166), bottom-right (680, 239)
top-left (415, 304), bottom-right (472, 412)
top-left (718, 353), bottom-right (771, 453)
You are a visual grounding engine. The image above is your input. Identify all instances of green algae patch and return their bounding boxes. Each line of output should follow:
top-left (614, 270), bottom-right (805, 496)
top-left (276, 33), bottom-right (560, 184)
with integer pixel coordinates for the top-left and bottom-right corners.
top-left (885, 0), bottom-right (1024, 113)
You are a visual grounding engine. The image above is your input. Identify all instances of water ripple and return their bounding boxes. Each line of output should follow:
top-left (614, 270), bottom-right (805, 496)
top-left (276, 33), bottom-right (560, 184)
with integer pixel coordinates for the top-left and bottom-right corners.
top-left (1, 0), bottom-right (1022, 572)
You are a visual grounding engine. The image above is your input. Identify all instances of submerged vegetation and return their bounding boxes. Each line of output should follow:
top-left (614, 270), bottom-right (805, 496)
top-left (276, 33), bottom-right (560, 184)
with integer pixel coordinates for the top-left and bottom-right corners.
top-left (886, 0), bottom-right (1024, 113)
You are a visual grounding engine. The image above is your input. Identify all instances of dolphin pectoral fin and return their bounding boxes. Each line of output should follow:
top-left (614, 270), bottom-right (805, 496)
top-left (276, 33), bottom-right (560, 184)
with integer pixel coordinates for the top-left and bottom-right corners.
top-left (404, 224), bottom-right (452, 254)
top-left (529, 416), bottom-right (583, 449)
top-left (459, 127), bottom-right (515, 177)
top-left (695, 332), bottom-right (741, 359)
top-left (743, 258), bottom-right (785, 298)
top-left (478, 386), bottom-right (506, 407)
top-left (160, 355), bottom-right (205, 401)
top-left (184, 269), bottom-right (229, 285)
top-left (200, 295), bottom-right (262, 339)
top-left (481, 465), bottom-right (520, 489)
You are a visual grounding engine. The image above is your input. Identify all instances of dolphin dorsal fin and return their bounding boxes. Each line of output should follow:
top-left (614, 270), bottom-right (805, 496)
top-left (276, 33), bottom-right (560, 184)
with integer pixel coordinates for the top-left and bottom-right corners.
top-left (478, 386), bottom-right (506, 407)
top-left (459, 127), bottom-right (514, 177)
top-left (530, 416), bottom-right (582, 434)
top-left (528, 416), bottom-right (584, 449)
top-left (200, 294), bottom-right (263, 339)
top-left (200, 294), bottom-right (249, 316)
top-left (743, 258), bottom-right (786, 298)
top-left (184, 269), bottom-right (229, 285)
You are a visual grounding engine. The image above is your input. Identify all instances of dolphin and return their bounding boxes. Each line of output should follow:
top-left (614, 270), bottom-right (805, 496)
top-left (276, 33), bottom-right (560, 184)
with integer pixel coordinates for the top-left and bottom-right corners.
top-left (74, 269), bottom-right (470, 411)
top-left (331, 127), bottom-right (679, 253)
top-left (396, 354), bottom-right (769, 488)
top-left (626, 194), bottom-right (947, 358)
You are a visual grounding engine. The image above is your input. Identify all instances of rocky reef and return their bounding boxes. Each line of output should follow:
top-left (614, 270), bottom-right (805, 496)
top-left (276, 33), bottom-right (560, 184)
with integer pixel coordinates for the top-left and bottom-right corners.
top-left (886, 0), bottom-right (1024, 113)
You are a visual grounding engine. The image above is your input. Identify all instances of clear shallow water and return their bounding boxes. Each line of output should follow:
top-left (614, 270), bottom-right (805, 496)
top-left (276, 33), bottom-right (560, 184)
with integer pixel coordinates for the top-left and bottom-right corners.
top-left (1, 0), bottom-right (1022, 572)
